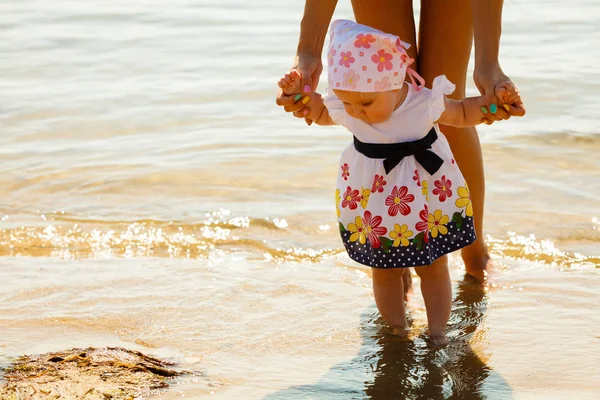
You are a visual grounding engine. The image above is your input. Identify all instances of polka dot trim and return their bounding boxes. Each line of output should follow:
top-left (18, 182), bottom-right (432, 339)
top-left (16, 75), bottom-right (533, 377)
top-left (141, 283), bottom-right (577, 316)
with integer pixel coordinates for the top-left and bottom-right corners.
top-left (340, 217), bottom-right (476, 268)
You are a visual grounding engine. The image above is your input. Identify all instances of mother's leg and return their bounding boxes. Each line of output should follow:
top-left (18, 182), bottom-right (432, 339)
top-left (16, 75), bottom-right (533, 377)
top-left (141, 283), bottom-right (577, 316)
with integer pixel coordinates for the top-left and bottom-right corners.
top-left (351, 0), bottom-right (418, 297)
top-left (418, 0), bottom-right (492, 281)
top-left (351, 0), bottom-right (418, 61)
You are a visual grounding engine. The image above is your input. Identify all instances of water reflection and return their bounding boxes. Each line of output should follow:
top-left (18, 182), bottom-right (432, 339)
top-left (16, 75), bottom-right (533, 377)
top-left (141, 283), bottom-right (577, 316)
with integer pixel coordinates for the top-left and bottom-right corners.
top-left (264, 277), bottom-right (512, 399)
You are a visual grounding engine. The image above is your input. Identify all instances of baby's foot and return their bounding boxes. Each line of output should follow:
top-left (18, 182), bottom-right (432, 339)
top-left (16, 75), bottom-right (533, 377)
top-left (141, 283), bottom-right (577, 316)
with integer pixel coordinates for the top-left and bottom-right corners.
top-left (389, 326), bottom-right (411, 339)
top-left (428, 334), bottom-right (450, 347)
top-left (494, 81), bottom-right (522, 111)
top-left (277, 69), bottom-right (302, 96)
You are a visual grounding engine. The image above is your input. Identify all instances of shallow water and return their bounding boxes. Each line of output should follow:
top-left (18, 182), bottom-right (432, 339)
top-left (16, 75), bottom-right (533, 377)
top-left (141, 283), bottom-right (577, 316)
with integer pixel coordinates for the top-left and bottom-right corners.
top-left (1, 0), bottom-right (600, 398)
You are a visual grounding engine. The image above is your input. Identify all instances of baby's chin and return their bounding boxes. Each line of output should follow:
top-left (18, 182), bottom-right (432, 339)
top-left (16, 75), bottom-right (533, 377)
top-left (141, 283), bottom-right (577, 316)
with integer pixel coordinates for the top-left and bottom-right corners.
top-left (350, 110), bottom-right (392, 124)
top-left (364, 112), bottom-right (393, 124)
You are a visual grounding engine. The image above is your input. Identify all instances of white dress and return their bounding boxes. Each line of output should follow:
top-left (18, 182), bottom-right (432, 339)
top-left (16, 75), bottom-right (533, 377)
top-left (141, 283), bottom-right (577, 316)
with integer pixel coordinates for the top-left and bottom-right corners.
top-left (325, 75), bottom-right (476, 268)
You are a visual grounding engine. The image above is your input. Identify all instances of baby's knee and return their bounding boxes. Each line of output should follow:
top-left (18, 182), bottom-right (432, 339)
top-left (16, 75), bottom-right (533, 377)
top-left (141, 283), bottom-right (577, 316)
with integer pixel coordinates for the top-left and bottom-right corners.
top-left (372, 266), bottom-right (407, 281)
top-left (414, 256), bottom-right (448, 277)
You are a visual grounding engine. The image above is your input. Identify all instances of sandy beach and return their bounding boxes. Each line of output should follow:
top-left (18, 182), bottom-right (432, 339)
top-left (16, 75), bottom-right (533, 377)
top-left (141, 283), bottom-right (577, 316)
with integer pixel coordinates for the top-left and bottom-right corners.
top-left (1, 0), bottom-right (599, 398)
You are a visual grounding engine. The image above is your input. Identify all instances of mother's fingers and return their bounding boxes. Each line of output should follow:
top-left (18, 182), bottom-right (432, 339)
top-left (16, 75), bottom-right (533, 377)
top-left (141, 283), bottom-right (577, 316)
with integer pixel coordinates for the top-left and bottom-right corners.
top-left (275, 90), bottom-right (298, 107)
top-left (292, 109), bottom-right (310, 119)
top-left (277, 89), bottom-right (312, 119)
top-left (490, 106), bottom-right (511, 121)
top-left (505, 102), bottom-right (526, 117)
top-left (481, 105), bottom-right (509, 122)
top-left (481, 93), bottom-right (501, 121)
top-left (501, 87), bottom-right (526, 117)
top-left (482, 90), bottom-right (515, 122)
top-left (284, 102), bottom-right (307, 114)
top-left (496, 82), bottom-right (526, 117)
top-left (276, 89), bottom-right (309, 115)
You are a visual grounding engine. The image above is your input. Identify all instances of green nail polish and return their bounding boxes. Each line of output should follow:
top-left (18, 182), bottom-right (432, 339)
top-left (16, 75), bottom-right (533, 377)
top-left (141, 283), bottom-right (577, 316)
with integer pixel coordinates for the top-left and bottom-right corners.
top-left (480, 106), bottom-right (488, 114)
top-left (490, 104), bottom-right (497, 113)
top-left (294, 94), bottom-right (302, 102)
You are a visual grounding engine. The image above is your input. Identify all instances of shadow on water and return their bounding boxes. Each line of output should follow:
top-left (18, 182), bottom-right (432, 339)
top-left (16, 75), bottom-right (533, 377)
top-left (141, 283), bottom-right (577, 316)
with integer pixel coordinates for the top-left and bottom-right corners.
top-left (263, 277), bottom-right (512, 400)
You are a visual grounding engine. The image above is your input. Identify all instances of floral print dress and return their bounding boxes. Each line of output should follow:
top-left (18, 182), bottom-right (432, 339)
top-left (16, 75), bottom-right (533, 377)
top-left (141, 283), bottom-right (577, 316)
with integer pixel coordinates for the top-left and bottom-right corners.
top-left (325, 76), bottom-right (476, 268)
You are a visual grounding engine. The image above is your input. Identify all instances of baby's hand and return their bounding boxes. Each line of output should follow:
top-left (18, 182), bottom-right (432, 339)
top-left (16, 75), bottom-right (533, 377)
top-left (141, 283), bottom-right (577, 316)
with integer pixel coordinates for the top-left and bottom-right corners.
top-left (448, 81), bottom-right (525, 127)
top-left (494, 81), bottom-right (525, 116)
top-left (278, 69), bottom-right (303, 96)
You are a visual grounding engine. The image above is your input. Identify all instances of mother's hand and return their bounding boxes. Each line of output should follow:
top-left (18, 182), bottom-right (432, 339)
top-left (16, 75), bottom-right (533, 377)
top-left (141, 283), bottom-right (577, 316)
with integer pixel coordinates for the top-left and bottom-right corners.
top-left (474, 64), bottom-right (526, 124)
top-left (275, 51), bottom-right (323, 124)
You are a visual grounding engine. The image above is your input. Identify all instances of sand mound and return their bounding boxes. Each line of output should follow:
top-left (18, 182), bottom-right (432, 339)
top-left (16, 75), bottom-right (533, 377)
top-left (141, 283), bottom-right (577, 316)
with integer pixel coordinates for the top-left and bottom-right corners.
top-left (0, 347), bottom-right (186, 399)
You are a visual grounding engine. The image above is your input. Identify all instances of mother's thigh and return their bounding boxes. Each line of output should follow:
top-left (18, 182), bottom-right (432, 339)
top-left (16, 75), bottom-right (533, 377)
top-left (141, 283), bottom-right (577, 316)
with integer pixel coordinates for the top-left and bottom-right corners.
top-left (417, 0), bottom-right (473, 97)
top-left (418, 0), bottom-right (488, 257)
top-left (351, 0), bottom-right (418, 61)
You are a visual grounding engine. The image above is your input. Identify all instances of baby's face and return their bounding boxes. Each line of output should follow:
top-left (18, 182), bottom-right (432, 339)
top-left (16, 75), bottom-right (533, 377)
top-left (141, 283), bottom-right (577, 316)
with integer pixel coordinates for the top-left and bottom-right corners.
top-left (334, 88), bottom-right (401, 124)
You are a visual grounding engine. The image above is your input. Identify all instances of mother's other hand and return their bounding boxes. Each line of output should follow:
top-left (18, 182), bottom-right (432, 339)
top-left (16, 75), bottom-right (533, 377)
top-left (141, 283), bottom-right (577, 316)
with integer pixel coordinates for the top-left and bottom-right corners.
top-left (474, 64), bottom-right (526, 124)
top-left (275, 51), bottom-right (323, 124)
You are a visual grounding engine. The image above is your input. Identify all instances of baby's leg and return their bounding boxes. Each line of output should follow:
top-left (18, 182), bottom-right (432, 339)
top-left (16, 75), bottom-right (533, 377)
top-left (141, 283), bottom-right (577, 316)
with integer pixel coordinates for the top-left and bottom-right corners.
top-left (414, 255), bottom-right (451, 344)
top-left (371, 267), bottom-right (408, 336)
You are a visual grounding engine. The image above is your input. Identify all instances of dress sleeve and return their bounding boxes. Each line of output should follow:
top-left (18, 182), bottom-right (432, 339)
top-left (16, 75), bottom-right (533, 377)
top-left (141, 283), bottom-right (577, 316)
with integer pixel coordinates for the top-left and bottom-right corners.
top-left (428, 75), bottom-right (456, 124)
top-left (323, 87), bottom-right (346, 126)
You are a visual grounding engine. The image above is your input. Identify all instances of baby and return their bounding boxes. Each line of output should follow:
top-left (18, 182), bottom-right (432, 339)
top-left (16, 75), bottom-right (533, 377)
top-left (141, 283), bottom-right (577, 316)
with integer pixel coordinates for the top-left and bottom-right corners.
top-left (278, 19), bottom-right (521, 343)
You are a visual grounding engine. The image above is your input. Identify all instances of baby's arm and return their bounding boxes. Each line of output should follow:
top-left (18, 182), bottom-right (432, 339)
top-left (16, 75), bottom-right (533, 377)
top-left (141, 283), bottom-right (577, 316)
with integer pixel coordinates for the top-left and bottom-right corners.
top-left (305, 93), bottom-right (336, 126)
top-left (437, 96), bottom-right (487, 127)
top-left (436, 81), bottom-right (521, 127)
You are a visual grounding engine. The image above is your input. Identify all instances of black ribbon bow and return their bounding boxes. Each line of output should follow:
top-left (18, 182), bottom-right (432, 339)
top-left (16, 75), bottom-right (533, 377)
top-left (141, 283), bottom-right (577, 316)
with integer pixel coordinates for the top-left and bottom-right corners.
top-left (353, 127), bottom-right (444, 175)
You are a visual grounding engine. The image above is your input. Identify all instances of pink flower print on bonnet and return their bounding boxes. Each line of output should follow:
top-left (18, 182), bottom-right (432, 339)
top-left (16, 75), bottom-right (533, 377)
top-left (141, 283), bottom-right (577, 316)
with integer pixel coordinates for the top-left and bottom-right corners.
top-left (327, 19), bottom-right (425, 93)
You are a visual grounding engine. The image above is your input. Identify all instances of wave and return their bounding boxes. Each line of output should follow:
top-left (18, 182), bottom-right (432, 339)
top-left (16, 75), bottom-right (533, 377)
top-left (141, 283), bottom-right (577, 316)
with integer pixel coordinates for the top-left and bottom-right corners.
top-left (506, 131), bottom-right (600, 147)
top-left (1, 215), bottom-right (598, 269)
top-left (487, 233), bottom-right (599, 269)
top-left (0, 214), bottom-right (341, 262)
